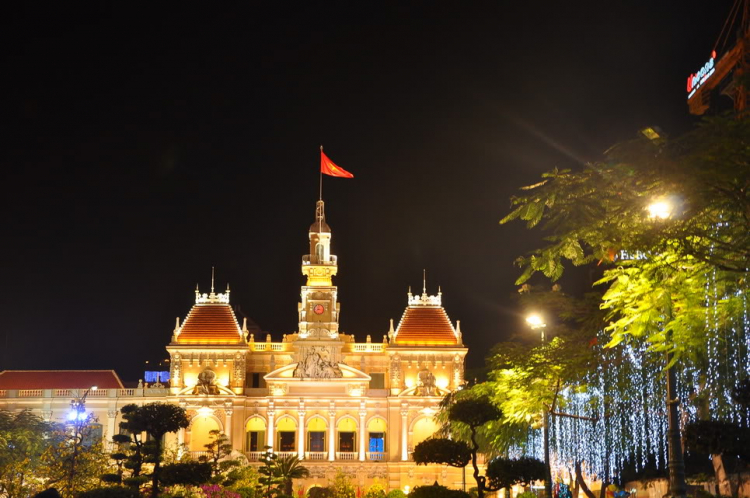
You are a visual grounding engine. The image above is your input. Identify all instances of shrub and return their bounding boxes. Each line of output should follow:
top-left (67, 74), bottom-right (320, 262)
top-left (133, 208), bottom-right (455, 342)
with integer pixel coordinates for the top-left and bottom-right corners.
top-left (161, 462), bottom-right (213, 486)
top-left (409, 484), bottom-right (470, 498)
top-left (77, 487), bottom-right (141, 498)
top-left (386, 491), bottom-right (407, 498)
top-left (200, 484), bottom-right (241, 498)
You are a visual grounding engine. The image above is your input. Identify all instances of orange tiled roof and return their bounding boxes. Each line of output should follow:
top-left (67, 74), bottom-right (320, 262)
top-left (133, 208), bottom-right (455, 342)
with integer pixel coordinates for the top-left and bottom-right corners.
top-left (175, 304), bottom-right (243, 344)
top-left (0, 370), bottom-right (124, 389)
top-left (394, 306), bottom-right (458, 345)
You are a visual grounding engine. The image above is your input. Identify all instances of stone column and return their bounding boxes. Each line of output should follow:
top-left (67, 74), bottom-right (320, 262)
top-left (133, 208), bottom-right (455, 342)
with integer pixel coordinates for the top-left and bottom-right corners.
top-left (298, 408), bottom-right (306, 459)
top-left (267, 403), bottom-right (275, 451)
top-left (225, 408), bottom-right (233, 440)
top-left (106, 410), bottom-right (118, 443)
top-left (401, 405), bottom-right (409, 461)
top-left (358, 402), bottom-right (367, 461)
top-left (328, 407), bottom-right (336, 461)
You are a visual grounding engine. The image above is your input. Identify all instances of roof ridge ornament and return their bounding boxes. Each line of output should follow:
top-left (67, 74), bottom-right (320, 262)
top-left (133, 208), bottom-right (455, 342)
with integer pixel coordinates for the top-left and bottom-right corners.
top-left (195, 281), bottom-right (231, 304)
top-left (408, 284), bottom-right (442, 307)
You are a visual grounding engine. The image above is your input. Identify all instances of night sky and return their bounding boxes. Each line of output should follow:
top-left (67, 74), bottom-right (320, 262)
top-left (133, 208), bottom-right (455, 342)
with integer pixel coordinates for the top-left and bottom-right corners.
top-left (1, 2), bottom-right (732, 382)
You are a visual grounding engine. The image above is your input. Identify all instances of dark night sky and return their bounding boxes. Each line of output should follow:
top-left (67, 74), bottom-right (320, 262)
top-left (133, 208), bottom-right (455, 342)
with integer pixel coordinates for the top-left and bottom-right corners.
top-left (0, 2), bottom-right (733, 382)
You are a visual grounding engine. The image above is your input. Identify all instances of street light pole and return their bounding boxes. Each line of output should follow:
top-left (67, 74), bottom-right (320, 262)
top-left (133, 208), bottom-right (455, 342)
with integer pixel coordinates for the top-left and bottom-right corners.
top-left (646, 200), bottom-right (687, 498)
top-left (67, 386), bottom-right (97, 494)
top-left (526, 313), bottom-right (552, 498)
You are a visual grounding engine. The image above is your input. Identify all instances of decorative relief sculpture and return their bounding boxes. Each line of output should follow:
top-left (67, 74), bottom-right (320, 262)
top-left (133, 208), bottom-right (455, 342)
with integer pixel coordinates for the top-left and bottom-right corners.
top-left (415, 367), bottom-right (437, 396)
top-left (234, 353), bottom-right (246, 387)
top-left (193, 367), bottom-right (220, 395)
top-left (293, 346), bottom-right (343, 379)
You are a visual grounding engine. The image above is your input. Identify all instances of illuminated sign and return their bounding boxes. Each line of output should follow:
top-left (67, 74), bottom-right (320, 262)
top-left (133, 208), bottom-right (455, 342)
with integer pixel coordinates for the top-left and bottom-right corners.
top-left (687, 51), bottom-right (716, 99)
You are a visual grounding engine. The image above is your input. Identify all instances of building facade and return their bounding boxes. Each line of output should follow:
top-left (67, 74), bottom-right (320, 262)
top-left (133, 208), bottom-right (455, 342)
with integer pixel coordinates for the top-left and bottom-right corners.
top-left (0, 200), bottom-right (471, 490)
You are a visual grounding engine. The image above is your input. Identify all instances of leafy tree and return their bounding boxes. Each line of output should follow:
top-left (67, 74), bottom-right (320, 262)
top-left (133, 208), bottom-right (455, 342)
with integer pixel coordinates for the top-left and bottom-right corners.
top-left (385, 491), bottom-right (406, 498)
top-left (485, 457), bottom-right (546, 497)
top-left (200, 430), bottom-right (243, 482)
top-left (684, 421), bottom-right (750, 497)
top-left (118, 402), bottom-right (189, 498)
top-left (0, 410), bottom-right (54, 498)
top-left (77, 487), bottom-right (141, 498)
top-left (363, 481), bottom-right (386, 498)
top-left (327, 471), bottom-right (355, 498)
top-left (413, 438), bottom-right (472, 469)
top-left (258, 450), bottom-right (284, 498)
top-left (38, 417), bottom-right (109, 498)
top-left (500, 115), bottom-right (750, 360)
top-left (274, 454), bottom-right (310, 497)
top-left (415, 396), bottom-right (502, 498)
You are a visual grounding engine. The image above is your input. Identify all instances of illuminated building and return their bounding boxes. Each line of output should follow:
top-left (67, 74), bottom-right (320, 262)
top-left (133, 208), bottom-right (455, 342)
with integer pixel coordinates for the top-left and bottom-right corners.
top-left (0, 199), bottom-right (471, 490)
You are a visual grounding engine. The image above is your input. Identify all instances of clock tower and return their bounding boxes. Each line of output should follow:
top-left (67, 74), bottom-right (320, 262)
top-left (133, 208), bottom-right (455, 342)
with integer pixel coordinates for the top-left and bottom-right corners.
top-left (298, 200), bottom-right (341, 341)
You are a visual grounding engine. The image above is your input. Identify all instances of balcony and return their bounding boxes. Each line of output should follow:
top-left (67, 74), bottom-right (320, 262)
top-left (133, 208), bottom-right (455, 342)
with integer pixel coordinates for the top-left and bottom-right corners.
top-left (367, 452), bottom-right (386, 461)
top-left (305, 451), bottom-right (327, 461)
top-left (302, 255), bottom-right (337, 265)
top-left (336, 452), bottom-right (357, 461)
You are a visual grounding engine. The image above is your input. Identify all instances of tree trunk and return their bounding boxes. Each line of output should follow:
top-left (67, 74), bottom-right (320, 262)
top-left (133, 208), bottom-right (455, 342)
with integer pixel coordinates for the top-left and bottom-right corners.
top-left (285, 478), bottom-right (293, 497)
top-left (712, 454), bottom-right (732, 497)
top-left (543, 412), bottom-right (553, 498)
top-left (470, 427), bottom-right (484, 498)
top-left (151, 436), bottom-right (163, 498)
top-left (575, 461), bottom-right (597, 498)
top-left (570, 469), bottom-right (580, 498)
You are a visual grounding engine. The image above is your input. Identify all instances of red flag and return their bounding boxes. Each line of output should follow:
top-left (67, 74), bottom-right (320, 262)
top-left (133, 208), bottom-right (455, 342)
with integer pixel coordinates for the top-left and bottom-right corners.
top-left (321, 150), bottom-right (354, 178)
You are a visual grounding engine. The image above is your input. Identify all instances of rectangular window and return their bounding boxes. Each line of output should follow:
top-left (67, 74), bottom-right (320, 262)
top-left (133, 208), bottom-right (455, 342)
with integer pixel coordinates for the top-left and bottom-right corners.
top-left (247, 431), bottom-right (265, 452)
top-left (279, 431), bottom-right (296, 451)
top-left (338, 432), bottom-right (356, 452)
top-left (369, 373), bottom-right (385, 389)
top-left (368, 432), bottom-right (385, 452)
top-left (248, 373), bottom-right (266, 388)
top-left (308, 431), bottom-right (326, 452)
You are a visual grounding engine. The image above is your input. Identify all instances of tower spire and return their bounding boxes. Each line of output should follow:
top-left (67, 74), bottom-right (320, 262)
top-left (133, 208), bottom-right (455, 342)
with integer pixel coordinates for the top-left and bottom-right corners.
top-left (211, 267), bottom-right (215, 293)
top-left (423, 269), bottom-right (426, 294)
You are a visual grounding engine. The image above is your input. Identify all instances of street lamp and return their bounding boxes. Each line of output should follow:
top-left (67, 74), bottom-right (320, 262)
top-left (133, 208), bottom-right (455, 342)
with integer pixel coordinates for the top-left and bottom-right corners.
top-left (646, 199), bottom-right (687, 498)
top-left (525, 313), bottom-right (547, 343)
top-left (66, 385), bottom-right (97, 492)
top-left (526, 313), bottom-right (552, 498)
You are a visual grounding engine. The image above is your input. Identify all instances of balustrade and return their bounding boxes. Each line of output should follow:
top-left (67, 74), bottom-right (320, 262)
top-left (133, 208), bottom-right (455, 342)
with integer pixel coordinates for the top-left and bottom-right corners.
top-left (305, 451), bottom-right (327, 461)
top-left (367, 452), bottom-right (385, 461)
top-left (336, 451), bottom-right (357, 461)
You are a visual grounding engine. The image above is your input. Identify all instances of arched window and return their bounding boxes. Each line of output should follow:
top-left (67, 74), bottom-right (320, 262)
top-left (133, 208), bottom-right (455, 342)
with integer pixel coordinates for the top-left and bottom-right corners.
top-left (337, 417), bottom-right (357, 453)
top-left (245, 417), bottom-right (266, 452)
top-left (190, 416), bottom-right (221, 452)
top-left (367, 418), bottom-right (386, 454)
top-left (307, 417), bottom-right (327, 453)
top-left (315, 243), bottom-right (325, 262)
top-left (412, 417), bottom-right (439, 447)
top-left (276, 417), bottom-right (297, 452)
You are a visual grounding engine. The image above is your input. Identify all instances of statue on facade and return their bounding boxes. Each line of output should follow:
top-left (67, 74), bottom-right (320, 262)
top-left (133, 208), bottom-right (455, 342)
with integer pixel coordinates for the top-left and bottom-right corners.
top-left (193, 367), bottom-right (220, 395)
top-left (293, 346), bottom-right (343, 379)
top-left (415, 368), bottom-right (437, 396)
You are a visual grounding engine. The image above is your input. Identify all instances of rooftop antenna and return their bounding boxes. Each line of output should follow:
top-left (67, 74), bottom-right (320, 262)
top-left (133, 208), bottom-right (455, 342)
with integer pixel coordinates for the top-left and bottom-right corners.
top-left (319, 145), bottom-right (324, 201)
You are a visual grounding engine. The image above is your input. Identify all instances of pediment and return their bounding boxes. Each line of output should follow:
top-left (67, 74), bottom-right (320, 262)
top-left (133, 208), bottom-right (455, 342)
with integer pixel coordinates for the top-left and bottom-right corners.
top-left (265, 362), bottom-right (371, 382)
top-left (176, 383), bottom-right (235, 396)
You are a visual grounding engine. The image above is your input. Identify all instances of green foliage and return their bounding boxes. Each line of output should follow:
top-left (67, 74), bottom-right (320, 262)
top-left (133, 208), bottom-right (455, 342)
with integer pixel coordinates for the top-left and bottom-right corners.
top-left (413, 438), bottom-right (472, 468)
top-left (732, 379), bottom-right (750, 409)
top-left (385, 490), bottom-right (406, 498)
top-left (77, 487), bottom-right (141, 498)
top-left (327, 471), bottom-right (355, 498)
top-left (160, 462), bottom-right (213, 486)
top-left (274, 455), bottom-right (311, 496)
top-left (38, 416), bottom-right (109, 498)
top-left (0, 410), bottom-right (55, 498)
top-left (199, 430), bottom-right (243, 484)
top-left (408, 483), bottom-right (470, 498)
top-left (448, 397), bottom-right (503, 431)
top-left (224, 465), bottom-right (260, 492)
top-left (485, 457), bottom-right (546, 490)
top-left (364, 481), bottom-right (386, 498)
top-left (500, 115), bottom-right (750, 361)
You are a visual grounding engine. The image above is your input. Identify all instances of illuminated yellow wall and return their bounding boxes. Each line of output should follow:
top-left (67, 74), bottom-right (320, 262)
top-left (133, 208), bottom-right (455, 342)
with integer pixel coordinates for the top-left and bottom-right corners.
top-left (337, 417), bottom-right (357, 431)
top-left (246, 417), bottom-right (266, 432)
top-left (277, 416), bottom-right (297, 431)
top-left (412, 417), bottom-right (439, 446)
top-left (367, 418), bottom-right (386, 432)
top-left (190, 416), bottom-right (220, 451)
top-left (308, 417), bottom-right (327, 431)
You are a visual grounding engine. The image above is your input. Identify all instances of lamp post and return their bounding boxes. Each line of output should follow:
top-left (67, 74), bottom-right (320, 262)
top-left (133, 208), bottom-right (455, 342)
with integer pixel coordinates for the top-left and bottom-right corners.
top-left (646, 200), bottom-right (687, 498)
top-left (526, 313), bottom-right (552, 498)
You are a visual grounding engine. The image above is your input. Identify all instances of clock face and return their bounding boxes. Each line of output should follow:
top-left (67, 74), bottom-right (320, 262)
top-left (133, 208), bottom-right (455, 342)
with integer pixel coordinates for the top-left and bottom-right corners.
top-left (313, 304), bottom-right (325, 315)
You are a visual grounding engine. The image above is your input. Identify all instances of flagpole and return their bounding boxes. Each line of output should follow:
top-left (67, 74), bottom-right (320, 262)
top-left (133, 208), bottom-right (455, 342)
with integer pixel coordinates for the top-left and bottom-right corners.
top-left (319, 145), bottom-right (323, 201)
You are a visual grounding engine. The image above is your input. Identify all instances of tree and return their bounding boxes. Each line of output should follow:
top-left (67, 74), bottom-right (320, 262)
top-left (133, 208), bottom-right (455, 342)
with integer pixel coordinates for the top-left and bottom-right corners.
top-left (684, 421), bottom-right (750, 497)
top-left (0, 410), bottom-right (54, 498)
top-left (409, 483), bottom-right (470, 498)
top-left (201, 430), bottom-right (243, 483)
top-left (274, 454), bottom-right (310, 497)
top-left (486, 457), bottom-right (546, 497)
top-left (414, 396), bottom-right (502, 498)
top-left (118, 402), bottom-right (189, 498)
top-left (38, 418), bottom-right (109, 497)
top-left (500, 115), bottom-right (750, 360)
top-left (258, 450), bottom-right (284, 498)
top-left (413, 438), bottom-right (472, 469)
